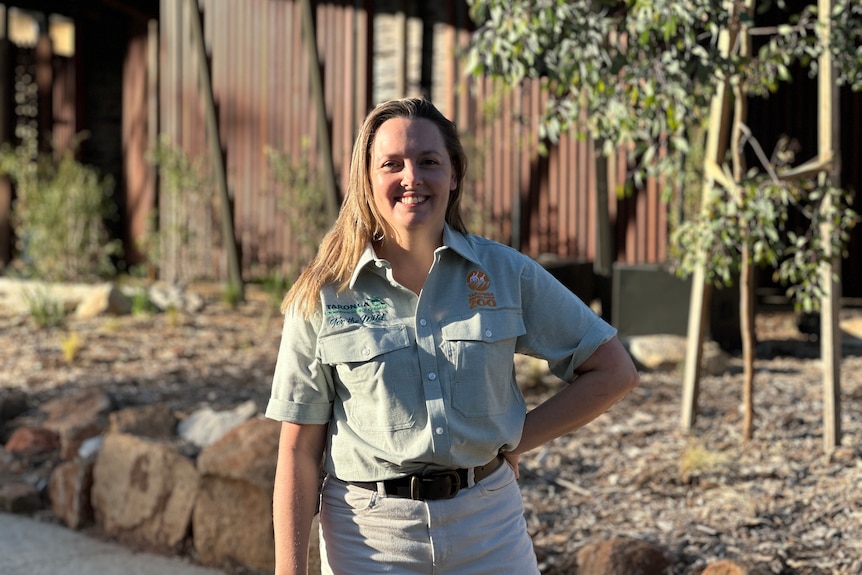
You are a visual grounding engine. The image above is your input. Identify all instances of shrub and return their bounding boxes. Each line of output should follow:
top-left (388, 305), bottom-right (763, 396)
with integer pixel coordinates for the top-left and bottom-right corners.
top-left (24, 288), bottom-right (66, 329)
top-left (0, 139), bottom-right (122, 281)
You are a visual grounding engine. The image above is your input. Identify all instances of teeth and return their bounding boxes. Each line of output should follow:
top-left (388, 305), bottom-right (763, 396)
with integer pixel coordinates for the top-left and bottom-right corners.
top-left (400, 196), bottom-right (427, 205)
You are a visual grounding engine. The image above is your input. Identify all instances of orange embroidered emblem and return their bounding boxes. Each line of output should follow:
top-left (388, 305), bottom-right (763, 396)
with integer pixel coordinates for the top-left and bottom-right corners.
top-left (467, 270), bottom-right (491, 291)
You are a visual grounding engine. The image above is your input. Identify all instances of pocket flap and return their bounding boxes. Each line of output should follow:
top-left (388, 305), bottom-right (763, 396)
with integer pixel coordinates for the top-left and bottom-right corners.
top-left (441, 310), bottom-right (525, 343)
top-left (318, 325), bottom-right (411, 363)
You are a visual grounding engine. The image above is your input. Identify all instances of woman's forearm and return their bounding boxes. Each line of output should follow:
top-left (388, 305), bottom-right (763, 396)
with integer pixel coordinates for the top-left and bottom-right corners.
top-left (513, 337), bottom-right (638, 455)
top-left (273, 422), bottom-right (327, 575)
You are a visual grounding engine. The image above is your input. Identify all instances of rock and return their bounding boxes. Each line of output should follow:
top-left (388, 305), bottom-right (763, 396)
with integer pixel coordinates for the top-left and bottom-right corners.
top-left (41, 388), bottom-right (112, 460)
top-left (193, 475), bottom-right (275, 572)
top-left (193, 417), bottom-right (280, 571)
top-left (4, 426), bottom-right (60, 455)
top-left (576, 537), bottom-right (670, 575)
top-left (627, 335), bottom-right (684, 370)
top-left (148, 283), bottom-right (205, 313)
top-left (178, 399), bottom-right (258, 448)
top-left (78, 435), bottom-right (103, 460)
top-left (108, 404), bottom-right (177, 439)
top-left (91, 433), bottom-right (200, 550)
top-left (842, 316), bottom-right (862, 339)
top-left (49, 459), bottom-right (94, 529)
top-left (0, 481), bottom-right (42, 513)
top-left (842, 317), bottom-right (862, 352)
top-left (0, 278), bottom-right (129, 316)
top-left (196, 416), bottom-right (280, 488)
top-left (74, 283), bottom-right (132, 318)
top-left (0, 388), bottom-right (28, 424)
top-left (702, 559), bottom-right (769, 575)
top-left (0, 446), bottom-right (18, 472)
top-left (625, 335), bottom-right (730, 375)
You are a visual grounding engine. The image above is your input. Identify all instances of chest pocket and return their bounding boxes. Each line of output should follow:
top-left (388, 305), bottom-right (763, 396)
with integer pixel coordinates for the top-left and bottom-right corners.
top-left (441, 310), bottom-right (526, 417)
top-left (318, 325), bottom-right (418, 431)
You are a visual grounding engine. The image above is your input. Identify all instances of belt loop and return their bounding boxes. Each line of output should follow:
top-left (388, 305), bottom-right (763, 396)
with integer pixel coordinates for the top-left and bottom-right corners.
top-left (467, 467), bottom-right (476, 488)
top-left (375, 481), bottom-right (387, 498)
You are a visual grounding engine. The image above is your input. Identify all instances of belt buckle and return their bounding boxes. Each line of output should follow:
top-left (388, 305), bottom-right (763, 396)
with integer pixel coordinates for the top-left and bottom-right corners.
top-left (409, 470), bottom-right (462, 501)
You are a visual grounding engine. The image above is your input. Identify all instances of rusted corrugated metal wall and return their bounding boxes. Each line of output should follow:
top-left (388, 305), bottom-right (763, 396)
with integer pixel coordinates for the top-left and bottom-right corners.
top-left (157, 0), bottom-right (671, 285)
top-left (8, 0), bottom-right (856, 297)
top-left (159, 0), bottom-right (367, 280)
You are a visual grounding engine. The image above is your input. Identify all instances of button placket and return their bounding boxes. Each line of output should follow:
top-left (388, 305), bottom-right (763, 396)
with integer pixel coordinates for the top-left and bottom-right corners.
top-left (414, 295), bottom-right (451, 462)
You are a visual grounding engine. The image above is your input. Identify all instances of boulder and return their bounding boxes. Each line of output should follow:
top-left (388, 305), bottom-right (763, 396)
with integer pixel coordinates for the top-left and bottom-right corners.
top-left (0, 481), bottom-right (42, 514)
top-left (576, 537), bottom-right (670, 575)
top-left (41, 388), bottom-right (112, 460)
top-left (91, 433), bottom-right (199, 550)
top-left (4, 426), bottom-right (60, 455)
top-left (108, 404), bottom-right (177, 439)
top-left (193, 417), bottom-right (281, 571)
top-left (0, 278), bottom-right (129, 316)
top-left (0, 388), bottom-right (28, 424)
top-left (196, 416), bottom-right (279, 487)
top-left (193, 475), bottom-right (276, 572)
top-left (74, 283), bottom-right (132, 318)
top-left (626, 335), bottom-right (730, 375)
top-left (702, 559), bottom-right (769, 575)
top-left (178, 399), bottom-right (258, 448)
top-left (148, 283), bottom-right (205, 313)
top-left (49, 459), bottom-right (94, 529)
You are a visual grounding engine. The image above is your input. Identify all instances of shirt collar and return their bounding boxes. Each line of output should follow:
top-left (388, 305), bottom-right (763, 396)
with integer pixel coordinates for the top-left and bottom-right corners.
top-left (349, 243), bottom-right (379, 288)
top-left (348, 224), bottom-right (482, 288)
top-left (441, 224), bottom-right (482, 266)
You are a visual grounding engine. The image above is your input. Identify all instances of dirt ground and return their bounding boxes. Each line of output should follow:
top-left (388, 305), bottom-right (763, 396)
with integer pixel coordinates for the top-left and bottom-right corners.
top-left (2, 284), bottom-right (861, 574)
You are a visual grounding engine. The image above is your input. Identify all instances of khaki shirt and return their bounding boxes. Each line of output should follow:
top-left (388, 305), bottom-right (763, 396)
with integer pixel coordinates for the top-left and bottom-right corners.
top-left (265, 226), bottom-right (616, 482)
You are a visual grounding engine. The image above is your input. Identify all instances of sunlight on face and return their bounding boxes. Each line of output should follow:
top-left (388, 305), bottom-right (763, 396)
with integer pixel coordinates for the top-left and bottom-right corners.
top-left (370, 117), bottom-right (457, 243)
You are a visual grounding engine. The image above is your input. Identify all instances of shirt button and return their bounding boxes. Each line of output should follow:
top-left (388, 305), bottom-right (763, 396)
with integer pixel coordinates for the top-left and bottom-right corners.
top-left (419, 319), bottom-right (427, 327)
top-left (485, 329), bottom-right (493, 338)
top-left (428, 372), bottom-right (437, 380)
top-left (362, 347), bottom-right (371, 356)
top-left (435, 427), bottom-right (444, 435)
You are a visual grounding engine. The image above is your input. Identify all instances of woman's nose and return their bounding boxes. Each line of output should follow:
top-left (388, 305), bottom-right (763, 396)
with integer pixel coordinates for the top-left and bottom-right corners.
top-left (401, 162), bottom-right (422, 188)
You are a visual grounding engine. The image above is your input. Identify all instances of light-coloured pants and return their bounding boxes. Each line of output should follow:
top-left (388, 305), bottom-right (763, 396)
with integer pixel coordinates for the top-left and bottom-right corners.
top-left (318, 462), bottom-right (540, 575)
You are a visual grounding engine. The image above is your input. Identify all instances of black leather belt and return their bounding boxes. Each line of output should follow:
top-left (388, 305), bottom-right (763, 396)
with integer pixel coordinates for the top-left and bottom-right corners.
top-left (348, 455), bottom-right (504, 501)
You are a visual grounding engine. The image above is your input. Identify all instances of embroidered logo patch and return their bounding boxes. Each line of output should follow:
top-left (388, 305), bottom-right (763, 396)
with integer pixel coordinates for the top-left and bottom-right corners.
top-left (467, 270), bottom-right (490, 291)
top-left (467, 270), bottom-right (496, 309)
top-left (325, 297), bottom-right (388, 326)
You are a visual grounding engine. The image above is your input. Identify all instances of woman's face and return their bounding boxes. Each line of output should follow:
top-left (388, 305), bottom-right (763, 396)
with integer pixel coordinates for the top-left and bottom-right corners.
top-left (370, 117), bottom-right (457, 242)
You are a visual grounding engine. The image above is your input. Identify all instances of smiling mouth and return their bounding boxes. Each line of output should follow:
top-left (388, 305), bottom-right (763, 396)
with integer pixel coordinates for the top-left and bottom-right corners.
top-left (399, 195), bottom-right (428, 205)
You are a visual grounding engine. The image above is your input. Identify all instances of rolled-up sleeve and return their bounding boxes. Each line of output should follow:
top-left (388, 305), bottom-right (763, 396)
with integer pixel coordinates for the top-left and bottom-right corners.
top-left (265, 310), bottom-right (334, 424)
top-left (516, 259), bottom-right (617, 382)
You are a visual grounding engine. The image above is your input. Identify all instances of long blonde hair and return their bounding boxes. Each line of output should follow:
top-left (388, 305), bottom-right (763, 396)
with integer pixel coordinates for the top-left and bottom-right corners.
top-left (282, 98), bottom-right (469, 318)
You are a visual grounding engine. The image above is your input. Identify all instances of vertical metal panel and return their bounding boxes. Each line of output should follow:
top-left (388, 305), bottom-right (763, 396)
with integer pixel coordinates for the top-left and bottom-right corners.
top-left (149, 0), bottom-right (859, 298)
top-left (121, 30), bottom-right (153, 266)
top-left (52, 55), bottom-right (75, 153)
top-left (5, 0), bottom-right (854, 296)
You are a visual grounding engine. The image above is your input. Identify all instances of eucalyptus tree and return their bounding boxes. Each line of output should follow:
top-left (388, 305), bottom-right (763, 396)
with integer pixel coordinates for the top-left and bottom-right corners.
top-left (467, 0), bottom-right (860, 442)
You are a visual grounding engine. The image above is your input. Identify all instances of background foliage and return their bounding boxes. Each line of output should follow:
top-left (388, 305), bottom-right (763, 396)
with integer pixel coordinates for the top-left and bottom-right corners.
top-left (0, 138), bottom-right (121, 282)
top-left (467, 0), bottom-right (860, 310)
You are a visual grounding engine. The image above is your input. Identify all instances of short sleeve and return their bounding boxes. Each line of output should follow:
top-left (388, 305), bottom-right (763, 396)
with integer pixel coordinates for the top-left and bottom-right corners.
top-left (265, 309), bottom-right (335, 424)
top-left (516, 258), bottom-right (617, 382)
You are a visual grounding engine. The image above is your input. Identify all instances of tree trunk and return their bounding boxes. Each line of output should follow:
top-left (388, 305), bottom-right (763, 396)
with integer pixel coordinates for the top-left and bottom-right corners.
top-left (740, 245), bottom-right (756, 441)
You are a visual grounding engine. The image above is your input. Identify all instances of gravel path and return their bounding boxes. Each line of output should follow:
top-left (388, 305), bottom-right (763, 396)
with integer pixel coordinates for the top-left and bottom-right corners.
top-left (2, 285), bottom-right (861, 574)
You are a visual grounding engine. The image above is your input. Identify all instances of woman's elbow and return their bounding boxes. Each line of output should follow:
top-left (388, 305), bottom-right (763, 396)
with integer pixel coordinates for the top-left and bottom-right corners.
top-left (607, 340), bottom-right (640, 395)
top-left (621, 361), bottom-right (640, 393)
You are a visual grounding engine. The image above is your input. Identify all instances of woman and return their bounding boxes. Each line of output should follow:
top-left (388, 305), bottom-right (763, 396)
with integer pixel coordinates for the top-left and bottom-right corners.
top-left (266, 98), bottom-right (639, 574)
